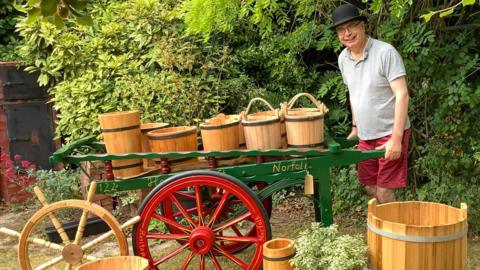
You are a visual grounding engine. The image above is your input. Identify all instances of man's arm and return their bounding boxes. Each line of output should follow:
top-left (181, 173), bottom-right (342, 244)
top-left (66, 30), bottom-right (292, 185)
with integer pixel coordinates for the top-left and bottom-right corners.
top-left (347, 101), bottom-right (358, 140)
top-left (376, 76), bottom-right (409, 160)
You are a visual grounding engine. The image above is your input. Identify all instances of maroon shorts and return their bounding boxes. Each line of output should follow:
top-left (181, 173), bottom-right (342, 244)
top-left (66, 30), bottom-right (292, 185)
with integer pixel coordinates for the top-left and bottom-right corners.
top-left (357, 129), bottom-right (411, 189)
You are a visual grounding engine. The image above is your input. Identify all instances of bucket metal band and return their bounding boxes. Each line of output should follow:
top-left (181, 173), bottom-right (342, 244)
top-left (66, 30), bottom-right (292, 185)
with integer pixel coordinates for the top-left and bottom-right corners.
top-left (112, 162), bottom-right (143, 170)
top-left (367, 223), bottom-right (467, 243)
top-left (101, 124), bottom-right (140, 133)
top-left (287, 142), bottom-right (324, 148)
top-left (242, 118), bottom-right (280, 127)
top-left (148, 128), bottom-right (197, 140)
top-left (263, 252), bottom-right (296, 262)
top-left (285, 115), bottom-right (324, 122)
top-left (200, 120), bottom-right (239, 130)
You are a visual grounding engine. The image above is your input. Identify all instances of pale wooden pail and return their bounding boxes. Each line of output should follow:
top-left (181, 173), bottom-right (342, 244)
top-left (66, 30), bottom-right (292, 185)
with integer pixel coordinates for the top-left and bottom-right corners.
top-left (75, 256), bottom-right (148, 270)
top-left (140, 122), bottom-right (169, 168)
top-left (242, 98), bottom-right (282, 150)
top-left (200, 114), bottom-right (240, 151)
top-left (263, 238), bottom-right (295, 270)
top-left (368, 199), bottom-right (468, 270)
top-left (98, 111), bottom-right (143, 178)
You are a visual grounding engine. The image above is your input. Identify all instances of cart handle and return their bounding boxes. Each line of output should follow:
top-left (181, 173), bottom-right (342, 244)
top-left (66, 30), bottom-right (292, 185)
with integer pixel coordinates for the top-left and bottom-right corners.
top-left (49, 135), bottom-right (97, 164)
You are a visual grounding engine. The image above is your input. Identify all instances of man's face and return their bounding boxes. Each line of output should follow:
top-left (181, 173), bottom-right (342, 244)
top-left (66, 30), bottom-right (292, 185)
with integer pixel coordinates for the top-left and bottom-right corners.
top-left (335, 20), bottom-right (366, 50)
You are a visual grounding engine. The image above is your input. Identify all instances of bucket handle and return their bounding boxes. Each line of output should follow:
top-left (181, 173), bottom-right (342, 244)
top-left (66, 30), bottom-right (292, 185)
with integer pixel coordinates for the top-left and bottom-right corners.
top-left (287, 92), bottom-right (328, 115)
top-left (244, 97), bottom-right (279, 118)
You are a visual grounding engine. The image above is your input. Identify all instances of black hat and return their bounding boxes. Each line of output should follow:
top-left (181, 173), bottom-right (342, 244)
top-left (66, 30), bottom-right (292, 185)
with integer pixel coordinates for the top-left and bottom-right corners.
top-left (332, 4), bottom-right (367, 28)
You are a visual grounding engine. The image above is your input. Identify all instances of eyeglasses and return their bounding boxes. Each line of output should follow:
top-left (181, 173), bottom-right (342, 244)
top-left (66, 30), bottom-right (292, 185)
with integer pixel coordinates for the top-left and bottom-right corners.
top-left (335, 20), bottom-right (362, 36)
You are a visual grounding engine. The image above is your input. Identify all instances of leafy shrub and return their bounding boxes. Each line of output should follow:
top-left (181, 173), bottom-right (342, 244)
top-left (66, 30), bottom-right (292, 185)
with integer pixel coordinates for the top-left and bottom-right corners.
top-left (28, 169), bottom-right (82, 203)
top-left (291, 223), bottom-right (367, 270)
top-left (0, 0), bottom-right (23, 60)
top-left (332, 166), bottom-right (369, 218)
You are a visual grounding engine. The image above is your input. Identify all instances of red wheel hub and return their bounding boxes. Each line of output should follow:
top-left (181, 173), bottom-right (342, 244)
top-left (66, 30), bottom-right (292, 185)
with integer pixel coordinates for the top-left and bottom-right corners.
top-left (189, 226), bottom-right (215, 255)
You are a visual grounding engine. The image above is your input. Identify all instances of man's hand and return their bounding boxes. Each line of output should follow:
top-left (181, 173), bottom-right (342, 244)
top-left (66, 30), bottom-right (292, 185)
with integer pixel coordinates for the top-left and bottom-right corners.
top-left (346, 128), bottom-right (358, 140)
top-left (376, 138), bottom-right (402, 160)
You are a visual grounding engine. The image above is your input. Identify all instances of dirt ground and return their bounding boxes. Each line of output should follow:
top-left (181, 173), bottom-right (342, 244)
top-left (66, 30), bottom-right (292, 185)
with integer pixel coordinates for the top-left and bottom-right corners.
top-left (0, 196), bottom-right (479, 269)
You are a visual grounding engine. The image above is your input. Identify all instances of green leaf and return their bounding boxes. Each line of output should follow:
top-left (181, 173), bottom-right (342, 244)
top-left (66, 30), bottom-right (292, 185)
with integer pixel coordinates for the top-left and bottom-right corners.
top-left (66, 0), bottom-right (88, 10)
top-left (420, 12), bottom-right (435, 22)
top-left (76, 15), bottom-right (93, 25)
top-left (26, 7), bottom-right (41, 24)
top-left (27, 0), bottom-right (41, 5)
top-left (13, 0), bottom-right (29, 13)
top-left (462, 0), bottom-right (476, 6)
top-left (439, 8), bottom-right (454, 18)
top-left (41, 0), bottom-right (58, 16)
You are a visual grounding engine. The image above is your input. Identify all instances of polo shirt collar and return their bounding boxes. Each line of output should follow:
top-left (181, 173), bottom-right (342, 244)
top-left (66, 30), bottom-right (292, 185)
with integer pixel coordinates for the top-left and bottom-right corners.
top-left (346, 36), bottom-right (372, 62)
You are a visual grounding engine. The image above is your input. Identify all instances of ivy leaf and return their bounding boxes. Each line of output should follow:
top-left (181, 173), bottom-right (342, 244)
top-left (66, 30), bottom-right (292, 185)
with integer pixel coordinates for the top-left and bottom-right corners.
top-left (462, 0), bottom-right (476, 6)
top-left (439, 8), bottom-right (454, 18)
top-left (420, 12), bottom-right (435, 22)
top-left (41, 0), bottom-right (58, 16)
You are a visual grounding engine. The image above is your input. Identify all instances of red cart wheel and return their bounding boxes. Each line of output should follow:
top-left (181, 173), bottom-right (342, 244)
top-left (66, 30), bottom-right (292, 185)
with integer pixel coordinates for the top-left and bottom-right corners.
top-left (160, 180), bottom-right (271, 255)
top-left (132, 170), bottom-right (271, 269)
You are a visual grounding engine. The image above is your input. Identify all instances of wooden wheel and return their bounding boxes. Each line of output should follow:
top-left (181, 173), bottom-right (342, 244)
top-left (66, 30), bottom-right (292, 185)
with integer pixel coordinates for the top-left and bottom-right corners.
top-left (16, 182), bottom-right (136, 270)
top-left (132, 170), bottom-right (271, 269)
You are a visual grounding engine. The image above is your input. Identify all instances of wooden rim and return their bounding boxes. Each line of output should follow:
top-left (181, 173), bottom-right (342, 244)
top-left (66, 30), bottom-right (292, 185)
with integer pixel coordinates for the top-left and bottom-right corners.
top-left (287, 142), bottom-right (324, 148)
top-left (147, 126), bottom-right (197, 140)
top-left (140, 123), bottom-right (169, 132)
top-left (101, 124), bottom-right (140, 133)
top-left (241, 118), bottom-right (280, 126)
top-left (200, 120), bottom-right (240, 130)
top-left (284, 114), bottom-right (324, 121)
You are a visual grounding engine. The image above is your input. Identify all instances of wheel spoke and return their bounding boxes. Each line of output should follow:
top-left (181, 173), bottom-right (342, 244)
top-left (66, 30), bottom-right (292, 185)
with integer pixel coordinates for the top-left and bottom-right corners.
top-left (146, 233), bottom-right (189, 240)
top-left (152, 213), bottom-right (191, 233)
top-left (209, 251), bottom-right (222, 270)
top-left (207, 191), bottom-right (230, 227)
top-left (231, 224), bottom-right (243, 236)
top-left (169, 194), bottom-right (197, 228)
top-left (213, 212), bottom-right (252, 233)
top-left (82, 216), bottom-right (140, 252)
top-left (34, 256), bottom-right (63, 270)
top-left (216, 236), bottom-right (259, 243)
top-left (74, 209), bottom-right (89, 245)
top-left (173, 206), bottom-right (198, 218)
top-left (194, 185), bottom-right (204, 225)
top-left (154, 242), bottom-right (189, 266)
top-left (179, 251), bottom-right (194, 270)
top-left (214, 244), bottom-right (248, 269)
top-left (199, 255), bottom-right (205, 270)
top-left (174, 191), bottom-right (196, 200)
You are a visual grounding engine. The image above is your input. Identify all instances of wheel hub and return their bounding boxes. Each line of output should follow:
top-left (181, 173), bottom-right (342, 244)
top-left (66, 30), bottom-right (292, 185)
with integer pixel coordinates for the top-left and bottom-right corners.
top-left (189, 226), bottom-right (215, 255)
top-left (62, 243), bottom-right (84, 264)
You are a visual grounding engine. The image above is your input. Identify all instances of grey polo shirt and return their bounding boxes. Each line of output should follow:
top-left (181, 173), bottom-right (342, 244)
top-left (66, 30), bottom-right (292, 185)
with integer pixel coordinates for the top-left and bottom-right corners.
top-left (338, 37), bottom-right (410, 140)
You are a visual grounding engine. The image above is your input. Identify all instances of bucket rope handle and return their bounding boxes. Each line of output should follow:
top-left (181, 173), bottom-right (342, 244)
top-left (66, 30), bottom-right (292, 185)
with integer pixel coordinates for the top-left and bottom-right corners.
top-left (244, 97), bottom-right (279, 119)
top-left (287, 92), bottom-right (328, 115)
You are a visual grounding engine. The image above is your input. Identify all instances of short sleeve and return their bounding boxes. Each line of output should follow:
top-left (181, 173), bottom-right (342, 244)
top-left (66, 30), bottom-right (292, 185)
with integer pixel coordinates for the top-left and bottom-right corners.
top-left (382, 48), bottom-right (406, 82)
top-left (338, 52), bottom-right (347, 84)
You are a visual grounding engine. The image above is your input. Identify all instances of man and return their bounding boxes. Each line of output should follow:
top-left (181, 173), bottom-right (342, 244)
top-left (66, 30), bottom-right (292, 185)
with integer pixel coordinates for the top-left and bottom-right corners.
top-left (333, 4), bottom-right (410, 203)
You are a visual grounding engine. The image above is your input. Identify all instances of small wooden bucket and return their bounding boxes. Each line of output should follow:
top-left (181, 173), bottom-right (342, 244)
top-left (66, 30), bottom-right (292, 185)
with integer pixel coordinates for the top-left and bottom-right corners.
top-left (237, 112), bottom-right (247, 149)
top-left (147, 126), bottom-right (198, 167)
top-left (283, 93), bottom-right (327, 149)
top-left (200, 114), bottom-right (240, 151)
top-left (75, 256), bottom-right (148, 270)
top-left (140, 123), bottom-right (169, 168)
top-left (368, 199), bottom-right (468, 270)
top-left (99, 111), bottom-right (143, 178)
top-left (263, 238), bottom-right (295, 270)
top-left (242, 98), bottom-right (282, 150)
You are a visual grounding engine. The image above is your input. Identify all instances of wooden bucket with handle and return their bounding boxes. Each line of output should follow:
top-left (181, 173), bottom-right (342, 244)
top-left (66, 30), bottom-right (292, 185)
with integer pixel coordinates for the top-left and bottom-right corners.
top-left (242, 98), bottom-right (282, 150)
top-left (98, 111), bottom-right (143, 178)
top-left (147, 126), bottom-right (198, 167)
top-left (283, 93), bottom-right (327, 149)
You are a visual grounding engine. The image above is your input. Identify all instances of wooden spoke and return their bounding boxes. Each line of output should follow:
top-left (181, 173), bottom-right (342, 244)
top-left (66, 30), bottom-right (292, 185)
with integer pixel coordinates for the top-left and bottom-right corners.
top-left (216, 236), bottom-right (259, 243)
top-left (194, 185), bottom-right (204, 225)
top-left (33, 187), bottom-right (70, 244)
top-left (74, 182), bottom-right (97, 245)
top-left (34, 256), bottom-right (63, 270)
top-left (174, 191), bottom-right (196, 200)
top-left (207, 191), bottom-right (230, 227)
top-left (199, 255), bottom-right (205, 270)
top-left (179, 251), bottom-right (194, 270)
top-left (151, 213), bottom-right (191, 233)
top-left (146, 233), bottom-right (189, 240)
top-left (168, 194), bottom-right (196, 228)
top-left (154, 243), bottom-right (189, 266)
top-left (209, 251), bottom-right (222, 270)
top-left (231, 224), bottom-right (243, 236)
top-left (81, 216), bottom-right (140, 251)
top-left (173, 206), bottom-right (198, 218)
top-left (213, 212), bottom-right (252, 233)
top-left (214, 245), bottom-right (248, 269)
top-left (0, 227), bottom-right (64, 251)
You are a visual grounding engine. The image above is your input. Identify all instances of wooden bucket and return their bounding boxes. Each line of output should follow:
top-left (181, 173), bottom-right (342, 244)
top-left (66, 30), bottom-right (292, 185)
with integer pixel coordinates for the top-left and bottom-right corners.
top-left (263, 238), bottom-right (295, 270)
top-left (283, 93), bottom-right (327, 149)
top-left (368, 199), bottom-right (468, 270)
top-left (200, 114), bottom-right (240, 151)
top-left (242, 98), bottom-right (282, 150)
top-left (147, 126), bottom-right (198, 167)
top-left (75, 256), bottom-right (148, 270)
top-left (237, 112), bottom-right (247, 148)
top-left (140, 122), bottom-right (169, 168)
top-left (98, 111), bottom-right (143, 178)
